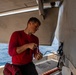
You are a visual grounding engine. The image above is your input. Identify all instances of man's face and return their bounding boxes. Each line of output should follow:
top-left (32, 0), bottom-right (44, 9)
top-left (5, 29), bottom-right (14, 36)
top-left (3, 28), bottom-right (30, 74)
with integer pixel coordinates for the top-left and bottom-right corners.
top-left (28, 22), bottom-right (40, 33)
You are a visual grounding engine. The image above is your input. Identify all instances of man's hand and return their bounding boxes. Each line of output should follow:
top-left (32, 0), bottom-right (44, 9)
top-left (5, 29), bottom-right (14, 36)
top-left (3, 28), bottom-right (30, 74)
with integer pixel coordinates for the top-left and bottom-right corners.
top-left (28, 43), bottom-right (37, 50)
top-left (35, 52), bottom-right (43, 60)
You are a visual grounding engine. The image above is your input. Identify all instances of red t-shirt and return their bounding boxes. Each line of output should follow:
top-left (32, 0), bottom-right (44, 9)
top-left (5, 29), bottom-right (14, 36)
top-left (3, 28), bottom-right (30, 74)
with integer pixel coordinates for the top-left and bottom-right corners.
top-left (8, 30), bottom-right (39, 65)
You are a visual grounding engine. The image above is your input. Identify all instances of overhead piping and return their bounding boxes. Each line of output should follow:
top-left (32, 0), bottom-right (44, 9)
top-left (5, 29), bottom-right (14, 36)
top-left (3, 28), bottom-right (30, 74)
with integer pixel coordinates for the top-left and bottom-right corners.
top-left (0, 3), bottom-right (51, 17)
top-left (0, 6), bottom-right (38, 17)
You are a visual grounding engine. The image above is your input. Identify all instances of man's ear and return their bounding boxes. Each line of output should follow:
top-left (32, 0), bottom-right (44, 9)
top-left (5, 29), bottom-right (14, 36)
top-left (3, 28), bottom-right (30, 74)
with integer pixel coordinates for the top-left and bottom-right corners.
top-left (29, 22), bottom-right (32, 26)
top-left (28, 22), bottom-right (31, 27)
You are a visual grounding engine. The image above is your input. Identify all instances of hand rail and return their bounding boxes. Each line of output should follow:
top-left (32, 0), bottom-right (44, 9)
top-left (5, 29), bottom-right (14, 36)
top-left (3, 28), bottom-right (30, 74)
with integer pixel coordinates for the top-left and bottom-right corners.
top-left (42, 67), bottom-right (60, 75)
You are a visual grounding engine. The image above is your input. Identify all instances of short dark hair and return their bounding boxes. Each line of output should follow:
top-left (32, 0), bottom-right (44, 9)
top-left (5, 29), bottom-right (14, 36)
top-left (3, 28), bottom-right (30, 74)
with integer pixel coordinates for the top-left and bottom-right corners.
top-left (27, 17), bottom-right (41, 25)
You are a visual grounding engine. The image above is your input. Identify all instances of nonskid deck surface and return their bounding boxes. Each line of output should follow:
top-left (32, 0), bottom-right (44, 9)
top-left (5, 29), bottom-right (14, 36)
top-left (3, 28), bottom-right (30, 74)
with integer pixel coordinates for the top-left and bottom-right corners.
top-left (35, 59), bottom-right (59, 75)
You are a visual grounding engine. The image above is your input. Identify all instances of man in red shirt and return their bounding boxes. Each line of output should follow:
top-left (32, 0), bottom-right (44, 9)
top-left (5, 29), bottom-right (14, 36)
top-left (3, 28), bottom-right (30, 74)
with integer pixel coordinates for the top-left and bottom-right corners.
top-left (8, 17), bottom-right (43, 75)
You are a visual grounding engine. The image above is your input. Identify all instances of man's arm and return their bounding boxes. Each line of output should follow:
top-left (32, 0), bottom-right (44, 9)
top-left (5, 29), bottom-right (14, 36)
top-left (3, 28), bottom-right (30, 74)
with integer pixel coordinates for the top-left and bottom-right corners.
top-left (16, 43), bottom-right (37, 54)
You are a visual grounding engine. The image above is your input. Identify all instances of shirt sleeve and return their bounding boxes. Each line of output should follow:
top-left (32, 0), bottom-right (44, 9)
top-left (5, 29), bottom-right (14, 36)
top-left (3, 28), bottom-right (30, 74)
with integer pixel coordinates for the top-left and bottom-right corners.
top-left (8, 31), bottom-right (18, 56)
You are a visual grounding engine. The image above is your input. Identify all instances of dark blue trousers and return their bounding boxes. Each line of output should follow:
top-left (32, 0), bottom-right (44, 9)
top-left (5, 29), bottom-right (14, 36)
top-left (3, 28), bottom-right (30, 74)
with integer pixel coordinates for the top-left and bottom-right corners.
top-left (14, 62), bottom-right (38, 75)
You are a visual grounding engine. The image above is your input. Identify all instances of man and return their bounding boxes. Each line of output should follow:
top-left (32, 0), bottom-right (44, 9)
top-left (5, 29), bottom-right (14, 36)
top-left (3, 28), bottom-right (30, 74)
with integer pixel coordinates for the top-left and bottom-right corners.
top-left (8, 17), bottom-right (43, 75)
